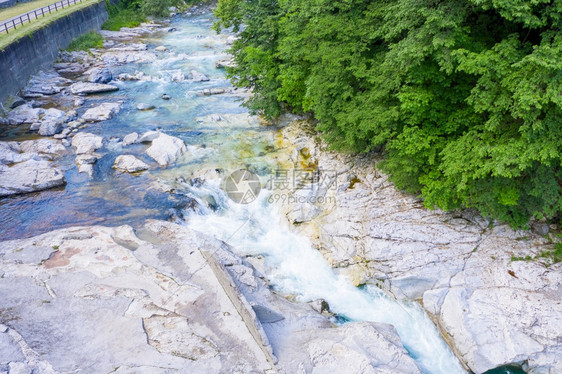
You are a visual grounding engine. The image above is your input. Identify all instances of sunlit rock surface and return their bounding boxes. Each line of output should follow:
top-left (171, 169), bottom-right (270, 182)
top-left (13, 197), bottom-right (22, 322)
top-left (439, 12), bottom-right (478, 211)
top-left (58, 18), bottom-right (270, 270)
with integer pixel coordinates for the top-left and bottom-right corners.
top-left (275, 120), bottom-right (562, 373)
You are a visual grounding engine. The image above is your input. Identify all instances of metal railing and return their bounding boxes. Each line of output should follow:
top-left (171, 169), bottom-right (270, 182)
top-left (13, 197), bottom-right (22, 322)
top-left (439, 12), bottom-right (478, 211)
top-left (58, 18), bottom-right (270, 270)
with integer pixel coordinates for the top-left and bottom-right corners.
top-left (0, 0), bottom-right (84, 34)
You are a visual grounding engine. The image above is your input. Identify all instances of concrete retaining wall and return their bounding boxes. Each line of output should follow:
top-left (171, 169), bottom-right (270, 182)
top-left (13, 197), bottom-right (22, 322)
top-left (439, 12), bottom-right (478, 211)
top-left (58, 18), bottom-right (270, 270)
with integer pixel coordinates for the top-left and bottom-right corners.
top-left (0, 0), bottom-right (108, 103)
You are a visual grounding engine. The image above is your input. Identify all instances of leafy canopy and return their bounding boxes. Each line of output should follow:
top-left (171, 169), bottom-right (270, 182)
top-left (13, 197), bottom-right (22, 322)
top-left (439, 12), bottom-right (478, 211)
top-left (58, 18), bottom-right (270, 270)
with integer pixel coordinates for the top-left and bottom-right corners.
top-left (214, 0), bottom-right (562, 227)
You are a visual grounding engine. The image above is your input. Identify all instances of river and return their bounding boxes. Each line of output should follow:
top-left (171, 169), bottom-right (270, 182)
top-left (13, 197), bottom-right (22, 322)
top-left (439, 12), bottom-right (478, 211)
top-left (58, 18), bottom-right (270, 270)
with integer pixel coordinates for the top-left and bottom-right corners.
top-left (0, 11), bottom-right (470, 374)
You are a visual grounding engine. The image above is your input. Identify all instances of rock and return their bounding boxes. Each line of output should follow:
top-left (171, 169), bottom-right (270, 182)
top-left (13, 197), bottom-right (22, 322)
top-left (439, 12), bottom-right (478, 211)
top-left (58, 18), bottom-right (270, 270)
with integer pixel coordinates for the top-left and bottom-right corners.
top-left (138, 130), bottom-right (160, 143)
top-left (21, 70), bottom-right (71, 97)
top-left (82, 103), bottom-right (121, 122)
top-left (29, 123), bottom-right (41, 131)
top-left (118, 72), bottom-right (145, 81)
top-left (531, 221), bottom-right (550, 236)
top-left (75, 153), bottom-right (99, 165)
top-left (277, 322), bottom-right (421, 374)
top-left (136, 103), bottom-right (155, 111)
top-left (0, 160), bottom-right (65, 197)
top-left (122, 132), bottom-right (139, 146)
top-left (17, 139), bottom-right (66, 160)
top-left (8, 362), bottom-right (31, 374)
top-left (165, 27), bottom-right (176, 32)
top-left (74, 98), bottom-right (85, 107)
top-left (70, 82), bottom-right (119, 95)
top-left (86, 67), bottom-right (113, 84)
top-left (113, 155), bottom-right (150, 173)
top-left (0, 139), bottom-right (57, 165)
top-left (170, 71), bottom-right (185, 82)
top-left (71, 133), bottom-right (103, 154)
top-left (161, 93), bottom-right (171, 100)
top-left (7, 105), bottom-right (44, 125)
top-left (190, 70), bottom-right (210, 82)
top-left (0, 222), bottom-right (275, 373)
top-left (216, 59), bottom-right (234, 69)
top-left (145, 133), bottom-right (186, 166)
top-left (65, 110), bottom-right (78, 121)
top-left (202, 88), bottom-right (227, 95)
top-left (100, 47), bottom-right (157, 65)
top-left (275, 120), bottom-right (562, 374)
top-left (155, 46), bottom-right (167, 52)
top-left (77, 163), bottom-right (94, 177)
top-left (309, 299), bottom-right (331, 314)
top-left (38, 108), bottom-right (66, 136)
top-left (6, 95), bottom-right (26, 109)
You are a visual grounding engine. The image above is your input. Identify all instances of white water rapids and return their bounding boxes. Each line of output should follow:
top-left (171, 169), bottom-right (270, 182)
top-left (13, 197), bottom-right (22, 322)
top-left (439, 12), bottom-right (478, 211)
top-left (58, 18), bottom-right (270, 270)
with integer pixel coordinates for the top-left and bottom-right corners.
top-left (183, 181), bottom-right (466, 374)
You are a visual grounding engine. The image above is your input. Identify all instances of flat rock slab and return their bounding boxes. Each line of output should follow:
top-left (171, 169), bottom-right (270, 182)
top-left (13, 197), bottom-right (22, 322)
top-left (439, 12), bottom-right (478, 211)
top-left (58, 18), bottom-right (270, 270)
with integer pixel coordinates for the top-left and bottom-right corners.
top-left (0, 222), bottom-right (273, 373)
top-left (82, 103), bottom-right (121, 122)
top-left (0, 159), bottom-right (65, 197)
top-left (7, 105), bottom-right (44, 125)
top-left (70, 82), bottom-right (119, 95)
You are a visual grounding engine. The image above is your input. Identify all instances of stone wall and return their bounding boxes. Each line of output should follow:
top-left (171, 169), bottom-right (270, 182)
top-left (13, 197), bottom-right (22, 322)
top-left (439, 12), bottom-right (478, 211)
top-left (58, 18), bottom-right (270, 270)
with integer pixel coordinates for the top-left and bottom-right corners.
top-left (0, 1), bottom-right (108, 103)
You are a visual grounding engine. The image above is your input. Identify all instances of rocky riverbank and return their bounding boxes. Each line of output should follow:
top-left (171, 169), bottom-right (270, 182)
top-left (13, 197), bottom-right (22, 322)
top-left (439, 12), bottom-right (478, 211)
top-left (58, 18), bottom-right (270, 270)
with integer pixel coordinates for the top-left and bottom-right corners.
top-left (274, 120), bottom-right (562, 374)
top-left (0, 220), bottom-right (423, 373)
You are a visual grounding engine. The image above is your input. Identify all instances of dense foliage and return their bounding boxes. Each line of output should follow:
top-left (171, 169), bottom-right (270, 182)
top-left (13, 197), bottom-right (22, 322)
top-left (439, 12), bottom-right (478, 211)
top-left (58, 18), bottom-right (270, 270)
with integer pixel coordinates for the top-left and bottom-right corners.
top-left (103, 0), bottom-right (197, 30)
top-left (214, 0), bottom-right (562, 227)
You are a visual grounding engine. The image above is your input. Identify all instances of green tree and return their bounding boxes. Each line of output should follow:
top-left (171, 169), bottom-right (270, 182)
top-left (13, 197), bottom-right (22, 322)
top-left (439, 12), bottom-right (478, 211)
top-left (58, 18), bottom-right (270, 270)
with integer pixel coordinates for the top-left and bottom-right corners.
top-left (215, 0), bottom-right (562, 227)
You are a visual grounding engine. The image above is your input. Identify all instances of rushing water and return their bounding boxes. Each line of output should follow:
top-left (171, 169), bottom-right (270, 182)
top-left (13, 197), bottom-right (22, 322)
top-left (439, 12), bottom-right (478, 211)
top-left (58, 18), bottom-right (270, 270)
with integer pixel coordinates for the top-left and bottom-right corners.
top-left (0, 11), bottom-right (471, 374)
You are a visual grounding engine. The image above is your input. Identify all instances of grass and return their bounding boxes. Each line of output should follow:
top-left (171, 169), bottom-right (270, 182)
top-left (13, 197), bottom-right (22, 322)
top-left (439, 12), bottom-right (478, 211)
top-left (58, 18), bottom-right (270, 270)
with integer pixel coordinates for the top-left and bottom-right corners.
top-left (511, 242), bottom-right (562, 266)
top-left (66, 30), bottom-right (102, 51)
top-left (0, 0), bottom-right (102, 50)
top-left (101, 7), bottom-right (145, 31)
top-left (0, 0), bottom-right (60, 22)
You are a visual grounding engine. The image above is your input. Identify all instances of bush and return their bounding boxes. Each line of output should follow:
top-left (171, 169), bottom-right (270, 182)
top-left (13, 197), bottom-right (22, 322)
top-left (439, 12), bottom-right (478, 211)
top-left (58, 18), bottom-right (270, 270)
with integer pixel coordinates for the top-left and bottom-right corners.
top-left (66, 32), bottom-right (103, 51)
top-left (214, 0), bottom-right (562, 228)
top-left (102, 7), bottom-right (145, 30)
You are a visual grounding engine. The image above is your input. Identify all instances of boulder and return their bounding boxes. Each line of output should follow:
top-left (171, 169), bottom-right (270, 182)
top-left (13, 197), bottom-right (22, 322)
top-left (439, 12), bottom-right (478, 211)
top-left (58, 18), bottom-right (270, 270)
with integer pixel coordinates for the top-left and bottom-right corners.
top-left (136, 103), bottom-right (155, 111)
top-left (70, 82), bottom-right (119, 95)
top-left (122, 132), bottom-right (139, 146)
top-left (138, 130), bottom-right (160, 143)
top-left (171, 71), bottom-right (185, 82)
top-left (202, 88), bottom-right (227, 95)
top-left (38, 108), bottom-right (66, 136)
top-left (7, 105), bottom-right (44, 125)
top-left (155, 46), bottom-right (167, 52)
top-left (145, 133), bottom-right (186, 166)
top-left (71, 133), bottom-right (103, 154)
top-left (0, 160), bottom-right (65, 197)
top-left (82, 103), bottom-right (121, 122)
top-left (21, 70), bottom-right (71, 97)
top-left (0, 139), bottom-right (65, 165)
top-left (86, 67), bottom-right (113, 84)
top-left (190, 70), bottom-right (210, 82)
top-left (113, 155), bottom-right (150, 173)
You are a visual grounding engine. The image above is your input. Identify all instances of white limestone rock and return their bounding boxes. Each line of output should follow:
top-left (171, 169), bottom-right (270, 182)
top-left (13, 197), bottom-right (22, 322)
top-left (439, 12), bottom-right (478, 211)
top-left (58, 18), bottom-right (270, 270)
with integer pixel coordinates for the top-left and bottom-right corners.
top-left (71, 133), bottom-right (103, 154)
top-left (82, 103), bottom-right (121, 122)
top-left (0, 160), bottom-right (65, 197)
top-left (113, 155), bottom-right (150, 173)
top-left (145, 133), bottom-right (186, 166)
top-left (70, 82), bottom-right (119, 95)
